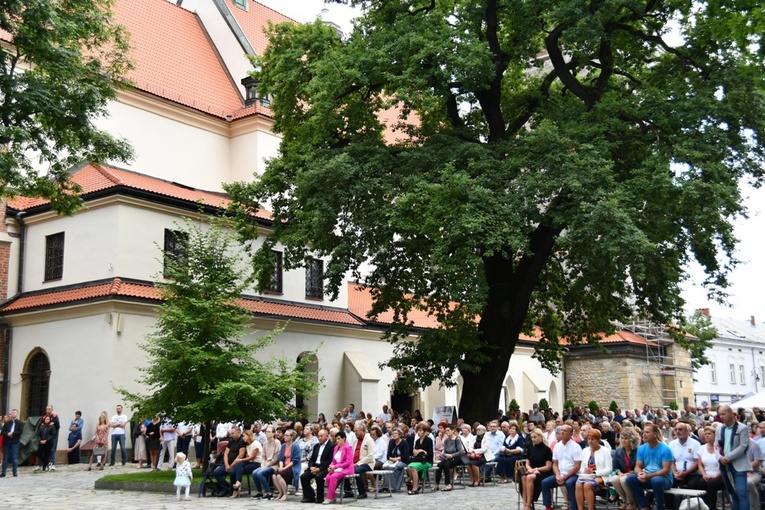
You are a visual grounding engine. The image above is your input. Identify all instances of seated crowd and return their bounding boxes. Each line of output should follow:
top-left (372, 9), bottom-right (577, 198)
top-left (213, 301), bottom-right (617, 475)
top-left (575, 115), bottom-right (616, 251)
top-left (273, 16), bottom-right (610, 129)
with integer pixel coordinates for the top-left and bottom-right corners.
top-left (123, 401), bottom-right (765, 508)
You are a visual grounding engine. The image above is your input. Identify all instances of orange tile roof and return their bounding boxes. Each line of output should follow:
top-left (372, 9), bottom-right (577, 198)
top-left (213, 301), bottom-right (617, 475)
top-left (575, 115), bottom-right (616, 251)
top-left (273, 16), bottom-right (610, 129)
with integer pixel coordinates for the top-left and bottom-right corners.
top-left (1, 278), bottom-right (364, 326)
top-left (227, 0), bottom-right (295, 56)
top-left (347, 284), bottom-right (657, 345)
top-left (6, 163), bottom-right (271, 220)
top-left (1, 278), bottom-right (159, 312)
top-left (113, 0), bottom-right (243, 118)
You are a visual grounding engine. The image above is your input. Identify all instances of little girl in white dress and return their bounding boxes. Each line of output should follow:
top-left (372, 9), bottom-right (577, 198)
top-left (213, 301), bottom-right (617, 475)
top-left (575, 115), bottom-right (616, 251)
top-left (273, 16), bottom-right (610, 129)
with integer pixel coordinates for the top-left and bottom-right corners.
top-left (173, 452), bottom-right (193, 500)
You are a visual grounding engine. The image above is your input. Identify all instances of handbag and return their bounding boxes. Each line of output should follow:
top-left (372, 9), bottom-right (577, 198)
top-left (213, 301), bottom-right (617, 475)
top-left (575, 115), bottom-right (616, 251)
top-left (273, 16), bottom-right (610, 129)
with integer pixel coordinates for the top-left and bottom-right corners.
top-left (514, 460), bottom-right (527, 484)
top-left (93, 446), bottom-right (106, 456)
top-left (411, 452), bottom-right (427, 463)
top-left (467, 452), bottom-right (484, 460)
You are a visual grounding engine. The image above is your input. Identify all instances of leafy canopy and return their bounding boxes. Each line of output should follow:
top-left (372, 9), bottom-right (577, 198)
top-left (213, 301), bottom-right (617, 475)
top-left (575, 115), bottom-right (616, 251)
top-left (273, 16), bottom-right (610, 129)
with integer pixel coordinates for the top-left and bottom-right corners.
top-left (119, 217), bottom-right (320, 424)
top-left (226, 0), bottom-right (764, 395)
top-left (0, 0), bottom-right (133, 214)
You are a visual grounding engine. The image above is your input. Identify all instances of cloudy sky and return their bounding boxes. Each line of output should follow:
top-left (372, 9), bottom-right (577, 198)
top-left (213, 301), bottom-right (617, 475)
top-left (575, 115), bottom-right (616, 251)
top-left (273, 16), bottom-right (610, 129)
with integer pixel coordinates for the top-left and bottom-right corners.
top-left (255, 0), bottom-right (765, 322)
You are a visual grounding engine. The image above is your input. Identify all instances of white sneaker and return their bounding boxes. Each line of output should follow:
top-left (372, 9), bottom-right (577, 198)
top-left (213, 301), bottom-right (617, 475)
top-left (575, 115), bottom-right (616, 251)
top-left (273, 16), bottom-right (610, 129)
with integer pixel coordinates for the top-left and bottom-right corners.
top-left (49, 464), bottom-right (56, 471)
top-left (33, 466), bottom-right (41, 472)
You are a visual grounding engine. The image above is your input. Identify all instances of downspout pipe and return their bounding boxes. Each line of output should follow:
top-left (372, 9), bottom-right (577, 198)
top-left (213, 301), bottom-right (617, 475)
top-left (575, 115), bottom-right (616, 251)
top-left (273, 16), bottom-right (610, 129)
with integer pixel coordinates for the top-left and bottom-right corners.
top-left (3, 211), bottom-right (26, 410)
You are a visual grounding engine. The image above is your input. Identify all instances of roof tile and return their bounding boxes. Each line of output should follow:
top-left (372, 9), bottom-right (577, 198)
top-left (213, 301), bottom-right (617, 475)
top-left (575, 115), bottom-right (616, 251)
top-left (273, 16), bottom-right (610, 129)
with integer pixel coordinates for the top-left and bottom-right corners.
top-left (7, 163), bottom-right (271, 220)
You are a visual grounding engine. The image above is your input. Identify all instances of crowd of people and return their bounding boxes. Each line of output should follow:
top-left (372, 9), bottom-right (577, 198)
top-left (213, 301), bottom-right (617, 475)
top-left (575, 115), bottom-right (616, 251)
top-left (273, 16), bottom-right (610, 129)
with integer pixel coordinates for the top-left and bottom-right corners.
top-left (3, 400), bottom-right (765, 510)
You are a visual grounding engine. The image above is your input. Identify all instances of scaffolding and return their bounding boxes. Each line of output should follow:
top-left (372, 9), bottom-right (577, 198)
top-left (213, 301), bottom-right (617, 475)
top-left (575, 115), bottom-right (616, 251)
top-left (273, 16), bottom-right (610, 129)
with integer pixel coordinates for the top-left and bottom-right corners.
top-left (621, 319), bottom-right (690, 408)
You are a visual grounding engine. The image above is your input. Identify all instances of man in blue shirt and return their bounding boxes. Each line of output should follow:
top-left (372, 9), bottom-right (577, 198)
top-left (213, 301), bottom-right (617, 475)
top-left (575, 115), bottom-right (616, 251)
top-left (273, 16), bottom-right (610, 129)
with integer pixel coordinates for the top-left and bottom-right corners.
top-left (626, 422), bottom-right (674, 510)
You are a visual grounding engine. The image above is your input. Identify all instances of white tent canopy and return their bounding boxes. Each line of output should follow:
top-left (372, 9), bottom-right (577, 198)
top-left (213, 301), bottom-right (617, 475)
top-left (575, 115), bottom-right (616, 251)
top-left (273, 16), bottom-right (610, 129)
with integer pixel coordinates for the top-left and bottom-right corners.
top-left (730, 392), bottom-right (765, 409)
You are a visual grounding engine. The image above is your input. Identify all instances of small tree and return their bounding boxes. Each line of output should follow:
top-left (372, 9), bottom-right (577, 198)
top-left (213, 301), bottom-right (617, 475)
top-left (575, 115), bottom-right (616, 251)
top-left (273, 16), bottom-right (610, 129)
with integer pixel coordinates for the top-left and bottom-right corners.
top-left (538, 398), bottom-right (549, 411)
top-left (588, 401), bottom-right (599, 415)
top-left (508, 399), bottom-right (520, 413)
top-left (669, 402), bottom-right (679, 411)
top-left (119, 217), bottom-right (319, 467)
top-left (609, 401), bottom-right (619, 413)
top-left (564, 399), bottom-right (575, 410)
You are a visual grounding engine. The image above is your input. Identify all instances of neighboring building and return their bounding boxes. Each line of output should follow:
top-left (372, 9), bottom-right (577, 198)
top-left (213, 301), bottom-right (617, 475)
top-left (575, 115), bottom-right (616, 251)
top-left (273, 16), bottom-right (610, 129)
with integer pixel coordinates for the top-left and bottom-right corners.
top-left (694, 313), bottom-right (765, 408)
top-left (0, 0), bottom-right (563, 462)
top-left (564, 322), bottom-right (695, 411)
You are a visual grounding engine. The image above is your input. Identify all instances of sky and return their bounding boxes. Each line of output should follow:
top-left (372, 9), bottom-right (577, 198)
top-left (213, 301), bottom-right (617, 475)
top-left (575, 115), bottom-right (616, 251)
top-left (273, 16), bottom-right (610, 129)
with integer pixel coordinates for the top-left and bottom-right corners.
top-left (255, 0), bottom-right (765, 323)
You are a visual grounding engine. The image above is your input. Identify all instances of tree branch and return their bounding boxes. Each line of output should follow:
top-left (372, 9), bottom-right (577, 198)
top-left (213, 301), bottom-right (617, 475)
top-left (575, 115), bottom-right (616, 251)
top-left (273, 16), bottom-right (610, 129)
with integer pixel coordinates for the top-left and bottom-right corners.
top-left (545, 24), bottom-right (596, 108)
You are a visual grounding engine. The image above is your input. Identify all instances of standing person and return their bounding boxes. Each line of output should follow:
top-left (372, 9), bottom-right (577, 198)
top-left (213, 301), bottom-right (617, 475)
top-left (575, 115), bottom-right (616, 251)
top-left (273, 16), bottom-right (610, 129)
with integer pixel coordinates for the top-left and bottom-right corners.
top-left (1, 409), bottom-right (23, 477)
top-left (176, 421), bottom-right (192, 457)
top-left (300, 429), bottom-right (335, 503)
top-left (158, 417), bottom-right (177, 470)
top-left (36, 415), bottom-right (56, 472)
top-left (41, 405), bottom-right (61, 470)
top-left (109, 404), bottom-right (128, 467)
top-left (716, 404), bottom-right (753, 510)
top-left (88, 412), bottom-right (110, 471)
top-left (173, 452), bottom-right (193, 500)
top-left (145, 414), bottom-right (161, 471)
top-left (625, 422), bottom-right (675, 510)
top-left (66, 422), bottom-right (82, 464)
top-left (134, 418), bottom-right (148, 469)
top-left (70, 411), bottom-right (84, 435)
top-left (192, 422), bottom-right (205, 468)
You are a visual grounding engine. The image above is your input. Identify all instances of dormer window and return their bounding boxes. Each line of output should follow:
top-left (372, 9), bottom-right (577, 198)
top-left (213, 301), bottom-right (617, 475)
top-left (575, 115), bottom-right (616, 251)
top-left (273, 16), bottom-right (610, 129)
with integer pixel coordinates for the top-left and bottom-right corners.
top-left (242, 76), bottom-right (271, 107)
top-left (233, 0), bottom-right (248, 10)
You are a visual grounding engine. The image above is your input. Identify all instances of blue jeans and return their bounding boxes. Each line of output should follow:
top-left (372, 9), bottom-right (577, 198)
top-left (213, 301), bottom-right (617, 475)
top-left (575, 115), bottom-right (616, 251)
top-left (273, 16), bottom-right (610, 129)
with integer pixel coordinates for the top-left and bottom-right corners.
top-left (2, 442), bottom-right (20, 475)
top-left (720, 464), bottom-right (749, 510)
top-left (252, 466), bottom-right (275, 493)
top-left (626, 473), bottom-right (672, 510)
top-left (110, 434), bottom-right (126, 465)
top-left (212, 464), bottom-right (232, 492)
top-left (542, 474), bottom-right (578, 510)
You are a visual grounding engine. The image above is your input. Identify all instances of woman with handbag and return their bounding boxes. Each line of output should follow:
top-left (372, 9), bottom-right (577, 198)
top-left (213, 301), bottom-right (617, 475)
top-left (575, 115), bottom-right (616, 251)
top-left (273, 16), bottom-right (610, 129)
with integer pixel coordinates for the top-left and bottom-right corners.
top-left (498, 423), bottom-right (525, 483)
top-left (406, 422), bottom-right (434, 494)
top-left (87, 412), bottom-right (110, 471)
top-left (521, 428), bottom-right (554, 510)
top-left (436, 424), bottom-right (468, 491)
top-left (382, 427), bottom-right (410, 492)
top-left (575, 429), bottom-right (612, 510)
top-left (466, 424), bottom-right (493, 487)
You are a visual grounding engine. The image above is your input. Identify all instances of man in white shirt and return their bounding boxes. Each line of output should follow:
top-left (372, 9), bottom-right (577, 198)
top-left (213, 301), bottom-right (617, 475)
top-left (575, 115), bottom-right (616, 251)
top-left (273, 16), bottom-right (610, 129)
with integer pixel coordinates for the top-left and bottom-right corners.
top-left (542, 424), bottom-right (582, 510)
top-left (669, 422), bottom-right (700, 486)
top-left (158, 418), bottom-right (177, 470)
top-left (377, 405), bottom-right (392, 423)
top-left (176, 421), bottom-right (192, 457)
top-left (109, 405), bottom-right (128, 466)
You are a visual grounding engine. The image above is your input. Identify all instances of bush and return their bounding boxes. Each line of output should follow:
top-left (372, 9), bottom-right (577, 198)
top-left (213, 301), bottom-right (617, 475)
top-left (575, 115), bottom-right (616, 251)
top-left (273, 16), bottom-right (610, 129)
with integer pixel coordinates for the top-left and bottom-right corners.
top-left (669, 401), bottom-right (679, 410)
top-left (609, 400), bottom-right (619, 412)
top-left (539, 398), bottom-right (549, 411)
top-left (564, 399), bottom-right (575, 410)
top-left (588, 400), bottom-right (599, 415)
top-left (508, 399), bottom-right (520, 413)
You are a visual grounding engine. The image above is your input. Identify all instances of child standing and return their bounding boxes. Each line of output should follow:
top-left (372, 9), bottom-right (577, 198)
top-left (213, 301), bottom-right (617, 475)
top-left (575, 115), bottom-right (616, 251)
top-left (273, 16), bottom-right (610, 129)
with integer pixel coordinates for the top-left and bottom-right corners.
top-left (173, 452), bottom-right (193, 500)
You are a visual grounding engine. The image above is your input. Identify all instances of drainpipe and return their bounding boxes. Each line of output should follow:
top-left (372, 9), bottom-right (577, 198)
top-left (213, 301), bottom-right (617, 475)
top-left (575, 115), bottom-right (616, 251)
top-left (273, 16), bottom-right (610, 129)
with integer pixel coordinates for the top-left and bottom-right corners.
top-left (3, 211), bottom-right (26, 409)
top-left (15, 211), bottom-right (26, 294)
top-left (751, 347), bottom-right (759, 393)
top-left (1, 320), bottom-right (11, 411)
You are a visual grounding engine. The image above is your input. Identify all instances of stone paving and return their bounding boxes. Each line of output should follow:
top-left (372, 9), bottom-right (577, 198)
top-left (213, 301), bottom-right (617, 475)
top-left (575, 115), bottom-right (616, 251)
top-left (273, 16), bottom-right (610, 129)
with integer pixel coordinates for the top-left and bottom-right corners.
top-left (0, 463), bottom-right (523, 509)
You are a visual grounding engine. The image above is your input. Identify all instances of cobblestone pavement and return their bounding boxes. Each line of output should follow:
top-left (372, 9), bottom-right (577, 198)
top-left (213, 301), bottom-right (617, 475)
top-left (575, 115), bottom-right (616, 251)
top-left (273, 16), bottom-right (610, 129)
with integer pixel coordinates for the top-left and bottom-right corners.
top-left (0, 464), bottom-right (523, 509)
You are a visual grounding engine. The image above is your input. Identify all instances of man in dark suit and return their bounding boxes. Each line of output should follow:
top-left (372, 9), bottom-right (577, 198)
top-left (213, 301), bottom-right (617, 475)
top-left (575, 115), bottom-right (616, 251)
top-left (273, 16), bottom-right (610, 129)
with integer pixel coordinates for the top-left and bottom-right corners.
top-left (300, 428), bottom-right (335, 503)
top-left (1, 409), bottom-right (24, 477)
top-left (717, 405), bottom-right (753, 510)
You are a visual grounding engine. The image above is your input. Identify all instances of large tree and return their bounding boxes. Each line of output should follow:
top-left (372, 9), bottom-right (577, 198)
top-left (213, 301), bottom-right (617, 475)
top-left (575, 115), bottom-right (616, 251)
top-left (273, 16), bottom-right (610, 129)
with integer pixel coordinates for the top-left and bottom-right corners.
top-left (0, 0), bottom-right (132, 214)
top-left (226, 0), bottom-right (765, 422)
top-left (119, 218), bottom-right (319, 432)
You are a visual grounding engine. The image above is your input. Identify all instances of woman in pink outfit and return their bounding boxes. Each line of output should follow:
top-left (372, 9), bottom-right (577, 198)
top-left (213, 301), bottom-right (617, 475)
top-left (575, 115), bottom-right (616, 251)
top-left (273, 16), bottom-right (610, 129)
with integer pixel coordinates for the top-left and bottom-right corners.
top-left (323, 431), bottom-right (354, 504)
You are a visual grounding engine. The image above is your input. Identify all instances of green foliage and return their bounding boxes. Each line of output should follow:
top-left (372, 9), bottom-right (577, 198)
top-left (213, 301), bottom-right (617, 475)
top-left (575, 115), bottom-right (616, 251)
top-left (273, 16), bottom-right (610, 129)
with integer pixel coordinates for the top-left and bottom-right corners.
top-left (669, 402), bottom-right (679, 411)
top-left (0, 0), bottom-right (133, 214)
top-left (609, 401), bottom-right (619, 413)
top-left (588, 401), bottom-right (599, 415)
top-left (674, 311), bottom-right (718, 370)
top-left (226, 0), bottom-right (765, 419)
top-left (564, 399), bottom-right (575, 410)
top-left (118, 217), bottom-right (320, 424)
top-left (538, 398), bottom-right (549, 411)
top-left (508, 399), bottom-right (520, 413)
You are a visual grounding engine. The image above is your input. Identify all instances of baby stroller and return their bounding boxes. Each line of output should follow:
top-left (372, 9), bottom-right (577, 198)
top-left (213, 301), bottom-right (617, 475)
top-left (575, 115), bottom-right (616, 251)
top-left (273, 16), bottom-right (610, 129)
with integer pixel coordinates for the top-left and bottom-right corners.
top-left (199, 441), bottom-right (228, 498)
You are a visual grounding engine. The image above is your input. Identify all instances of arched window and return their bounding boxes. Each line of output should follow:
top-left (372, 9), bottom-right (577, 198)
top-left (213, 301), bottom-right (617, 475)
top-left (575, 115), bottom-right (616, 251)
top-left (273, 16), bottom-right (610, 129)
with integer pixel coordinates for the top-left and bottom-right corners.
top-left (26, 351), bottom-right (50, 417)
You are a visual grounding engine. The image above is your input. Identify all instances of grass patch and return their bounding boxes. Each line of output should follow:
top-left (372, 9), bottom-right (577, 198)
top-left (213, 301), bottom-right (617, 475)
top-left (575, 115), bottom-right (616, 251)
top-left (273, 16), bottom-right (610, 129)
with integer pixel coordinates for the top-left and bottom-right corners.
top-left (99, 468), bottom-right (204, 483)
